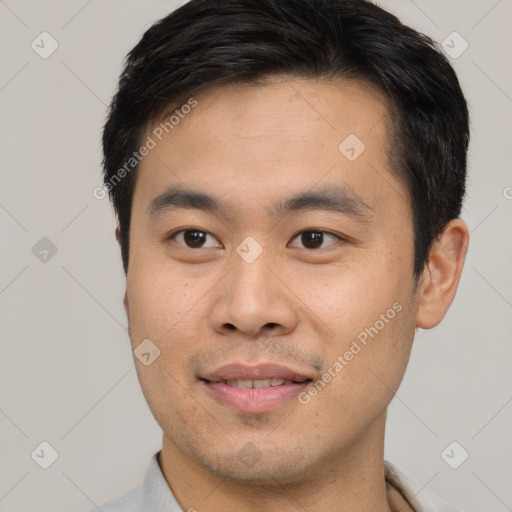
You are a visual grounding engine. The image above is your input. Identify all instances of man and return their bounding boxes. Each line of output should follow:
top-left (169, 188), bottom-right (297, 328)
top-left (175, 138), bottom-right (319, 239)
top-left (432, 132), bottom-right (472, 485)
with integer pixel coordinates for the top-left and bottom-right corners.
top-left (92, 0), bottom-right (470, 510)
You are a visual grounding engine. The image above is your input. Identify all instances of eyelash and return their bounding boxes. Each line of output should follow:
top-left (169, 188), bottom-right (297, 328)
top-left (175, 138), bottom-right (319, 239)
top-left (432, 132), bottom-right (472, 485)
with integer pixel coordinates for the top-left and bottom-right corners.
top-left (167, 228), bottom-right (345, 250)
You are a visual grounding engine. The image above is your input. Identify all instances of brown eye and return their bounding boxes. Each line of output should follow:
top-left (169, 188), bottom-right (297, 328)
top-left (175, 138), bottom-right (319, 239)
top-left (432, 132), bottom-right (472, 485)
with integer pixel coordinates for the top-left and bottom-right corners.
top-left (171, 229), bottom-right (221, 249)
top-left (289, 230), bottom-right (340, 250)
top-left (183, 230), bottom-right (206, 248)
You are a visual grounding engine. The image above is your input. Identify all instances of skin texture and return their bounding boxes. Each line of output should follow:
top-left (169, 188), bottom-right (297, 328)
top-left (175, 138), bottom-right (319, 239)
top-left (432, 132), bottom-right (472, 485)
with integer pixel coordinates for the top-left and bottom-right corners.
top-left (118, 77), bottom-right (469, 512)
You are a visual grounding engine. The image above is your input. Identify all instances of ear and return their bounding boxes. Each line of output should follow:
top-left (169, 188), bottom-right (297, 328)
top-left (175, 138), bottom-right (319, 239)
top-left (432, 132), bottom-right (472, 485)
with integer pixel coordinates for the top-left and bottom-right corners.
top-left (115, 225), bottom-right (121, 246)
top-left (415, 218), bottom-right (469, 329)
top-left (115, 225), bottom-right (130, 319)
top-left (123, 290), bottom-right (129, 315)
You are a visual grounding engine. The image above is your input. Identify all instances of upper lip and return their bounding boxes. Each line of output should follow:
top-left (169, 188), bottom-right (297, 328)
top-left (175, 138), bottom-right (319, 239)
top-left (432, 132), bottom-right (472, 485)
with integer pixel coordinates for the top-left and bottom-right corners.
top-left (201, 363), bottom-right (314, 383)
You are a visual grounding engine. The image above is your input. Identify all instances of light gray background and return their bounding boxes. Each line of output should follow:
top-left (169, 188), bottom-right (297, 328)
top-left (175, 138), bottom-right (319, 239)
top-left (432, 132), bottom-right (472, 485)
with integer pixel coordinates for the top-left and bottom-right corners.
top-left (0, 1), bottom-right (511, 511)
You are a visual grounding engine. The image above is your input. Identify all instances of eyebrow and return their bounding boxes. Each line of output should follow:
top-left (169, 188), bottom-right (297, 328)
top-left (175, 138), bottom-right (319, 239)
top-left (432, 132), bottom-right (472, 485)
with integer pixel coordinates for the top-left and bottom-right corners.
top-left (147, 184), bottom-right (373, 222)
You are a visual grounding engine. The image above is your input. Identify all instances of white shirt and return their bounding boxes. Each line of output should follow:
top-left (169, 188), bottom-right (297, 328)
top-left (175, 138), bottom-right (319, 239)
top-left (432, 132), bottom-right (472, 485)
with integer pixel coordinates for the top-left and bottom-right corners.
top-left (87, 451), bottom-right (464, 512)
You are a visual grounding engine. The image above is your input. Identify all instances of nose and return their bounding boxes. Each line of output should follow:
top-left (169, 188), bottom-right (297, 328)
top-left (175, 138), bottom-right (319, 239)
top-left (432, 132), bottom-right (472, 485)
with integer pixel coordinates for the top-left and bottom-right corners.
top-left (209, 247), bottom-right (299, 339)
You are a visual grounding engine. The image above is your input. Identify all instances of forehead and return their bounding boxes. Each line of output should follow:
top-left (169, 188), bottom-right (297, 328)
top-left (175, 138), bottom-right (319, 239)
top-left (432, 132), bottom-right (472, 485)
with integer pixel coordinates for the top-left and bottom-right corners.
top-left (165, 76), bottom-right (391, 144)
top-left (133, 76), bottom-right (403, 217)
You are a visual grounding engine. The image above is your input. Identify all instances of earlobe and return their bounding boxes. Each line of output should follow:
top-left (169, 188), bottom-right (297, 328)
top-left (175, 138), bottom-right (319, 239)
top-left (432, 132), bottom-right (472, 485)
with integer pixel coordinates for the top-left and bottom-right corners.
top-left (123, 291), bottom-right (129, 315)
top-left (118, 226), bottom-right (130, 329)
top-left (123, 291), bottom-right (131, 337)
top-left (415, 219), bottom-right (469, 329)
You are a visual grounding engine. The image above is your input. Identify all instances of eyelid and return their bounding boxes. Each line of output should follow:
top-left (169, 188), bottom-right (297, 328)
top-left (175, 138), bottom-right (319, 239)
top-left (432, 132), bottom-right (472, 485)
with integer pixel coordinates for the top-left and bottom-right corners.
top-left (288, 229), bottom-right (345, 249)
top-left (167, 228), bottom-right (223, 248)
top-left (167, 228), bottom-right (348, 250)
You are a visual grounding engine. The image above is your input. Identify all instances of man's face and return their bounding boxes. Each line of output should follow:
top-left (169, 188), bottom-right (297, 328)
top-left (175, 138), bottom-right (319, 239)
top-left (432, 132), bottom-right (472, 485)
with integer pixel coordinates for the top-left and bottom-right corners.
top-left (125, 77), bottom-right (420, 483)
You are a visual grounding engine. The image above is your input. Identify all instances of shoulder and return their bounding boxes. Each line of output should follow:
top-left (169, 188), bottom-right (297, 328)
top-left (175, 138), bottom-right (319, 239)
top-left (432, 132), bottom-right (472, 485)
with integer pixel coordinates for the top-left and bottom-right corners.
top-left (384, 460), bottom-right (465, 512)
top-left (85, 483), bottom-right (144, 512)
top-left (83, 450), bottom-right (183, 512)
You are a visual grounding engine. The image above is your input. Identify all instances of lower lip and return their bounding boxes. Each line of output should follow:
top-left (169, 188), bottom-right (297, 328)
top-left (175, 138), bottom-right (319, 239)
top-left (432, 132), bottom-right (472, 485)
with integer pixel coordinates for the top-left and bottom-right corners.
top-left (202, 380), bottom-right (310, 413)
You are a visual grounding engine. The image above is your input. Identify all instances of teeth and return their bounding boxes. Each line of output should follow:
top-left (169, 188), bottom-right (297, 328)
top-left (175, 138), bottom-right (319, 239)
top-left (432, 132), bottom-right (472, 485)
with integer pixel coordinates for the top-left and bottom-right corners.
top-left (228, 379), bottom-right (253, 388)
top-left (224, 378), bottom-right (288, 388)
top-left (253, 379), bottom-right (271, 388)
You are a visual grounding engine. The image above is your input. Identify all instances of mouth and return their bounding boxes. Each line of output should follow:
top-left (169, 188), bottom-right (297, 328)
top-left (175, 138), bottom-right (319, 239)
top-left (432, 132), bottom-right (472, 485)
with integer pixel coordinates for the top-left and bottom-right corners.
top-left (199, 363), bottom-right (314, 413)
top-left (203, 378), bottom-right (312, 388)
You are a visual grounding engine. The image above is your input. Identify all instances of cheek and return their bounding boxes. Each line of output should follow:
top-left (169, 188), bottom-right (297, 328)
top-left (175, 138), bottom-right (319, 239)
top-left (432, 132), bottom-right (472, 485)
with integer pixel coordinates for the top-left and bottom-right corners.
top-left (126, 262), bottom-right (208, 415)
top-left (303, 260), bottom-right (415, 394)
top-left (302, 260), bottom-right (405, 337)
top-left (343, 298), bottom-right (414, 395)
top-left (126, 259), bottom-right (204, 342)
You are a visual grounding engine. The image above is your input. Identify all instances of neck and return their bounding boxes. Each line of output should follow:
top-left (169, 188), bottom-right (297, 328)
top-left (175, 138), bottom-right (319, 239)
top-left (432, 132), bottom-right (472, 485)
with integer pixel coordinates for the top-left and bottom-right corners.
top-left (158, 413), bottom-right (399, 512)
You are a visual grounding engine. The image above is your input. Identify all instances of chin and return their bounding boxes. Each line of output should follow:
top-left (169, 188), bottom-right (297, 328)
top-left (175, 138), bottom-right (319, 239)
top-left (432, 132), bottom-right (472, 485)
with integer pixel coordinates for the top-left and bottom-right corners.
top-left (195, 443), bottom-right (311, 485)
